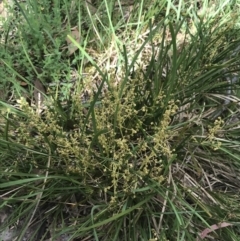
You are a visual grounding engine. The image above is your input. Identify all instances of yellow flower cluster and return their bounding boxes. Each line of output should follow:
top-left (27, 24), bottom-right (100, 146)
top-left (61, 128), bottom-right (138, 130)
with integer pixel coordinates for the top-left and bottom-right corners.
top-left (208, 117), bottom-right (224, 150)
top-left (9, 68), bottom-right (181, 208)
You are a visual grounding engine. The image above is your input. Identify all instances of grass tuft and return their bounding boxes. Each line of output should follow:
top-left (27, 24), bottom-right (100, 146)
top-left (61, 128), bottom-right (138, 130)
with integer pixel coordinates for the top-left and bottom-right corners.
top-left (1, 0), bottom-right (240, 240)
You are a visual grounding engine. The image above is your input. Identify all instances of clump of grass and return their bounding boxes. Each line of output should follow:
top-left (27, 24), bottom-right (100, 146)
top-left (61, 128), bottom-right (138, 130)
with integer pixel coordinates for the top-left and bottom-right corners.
top-left (1, 0), bottom-right (240, 241)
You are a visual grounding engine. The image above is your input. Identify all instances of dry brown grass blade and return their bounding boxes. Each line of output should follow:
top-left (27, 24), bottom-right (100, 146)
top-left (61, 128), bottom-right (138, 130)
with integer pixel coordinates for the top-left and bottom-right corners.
top-left (197, 222), bottom-right (233, 240)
